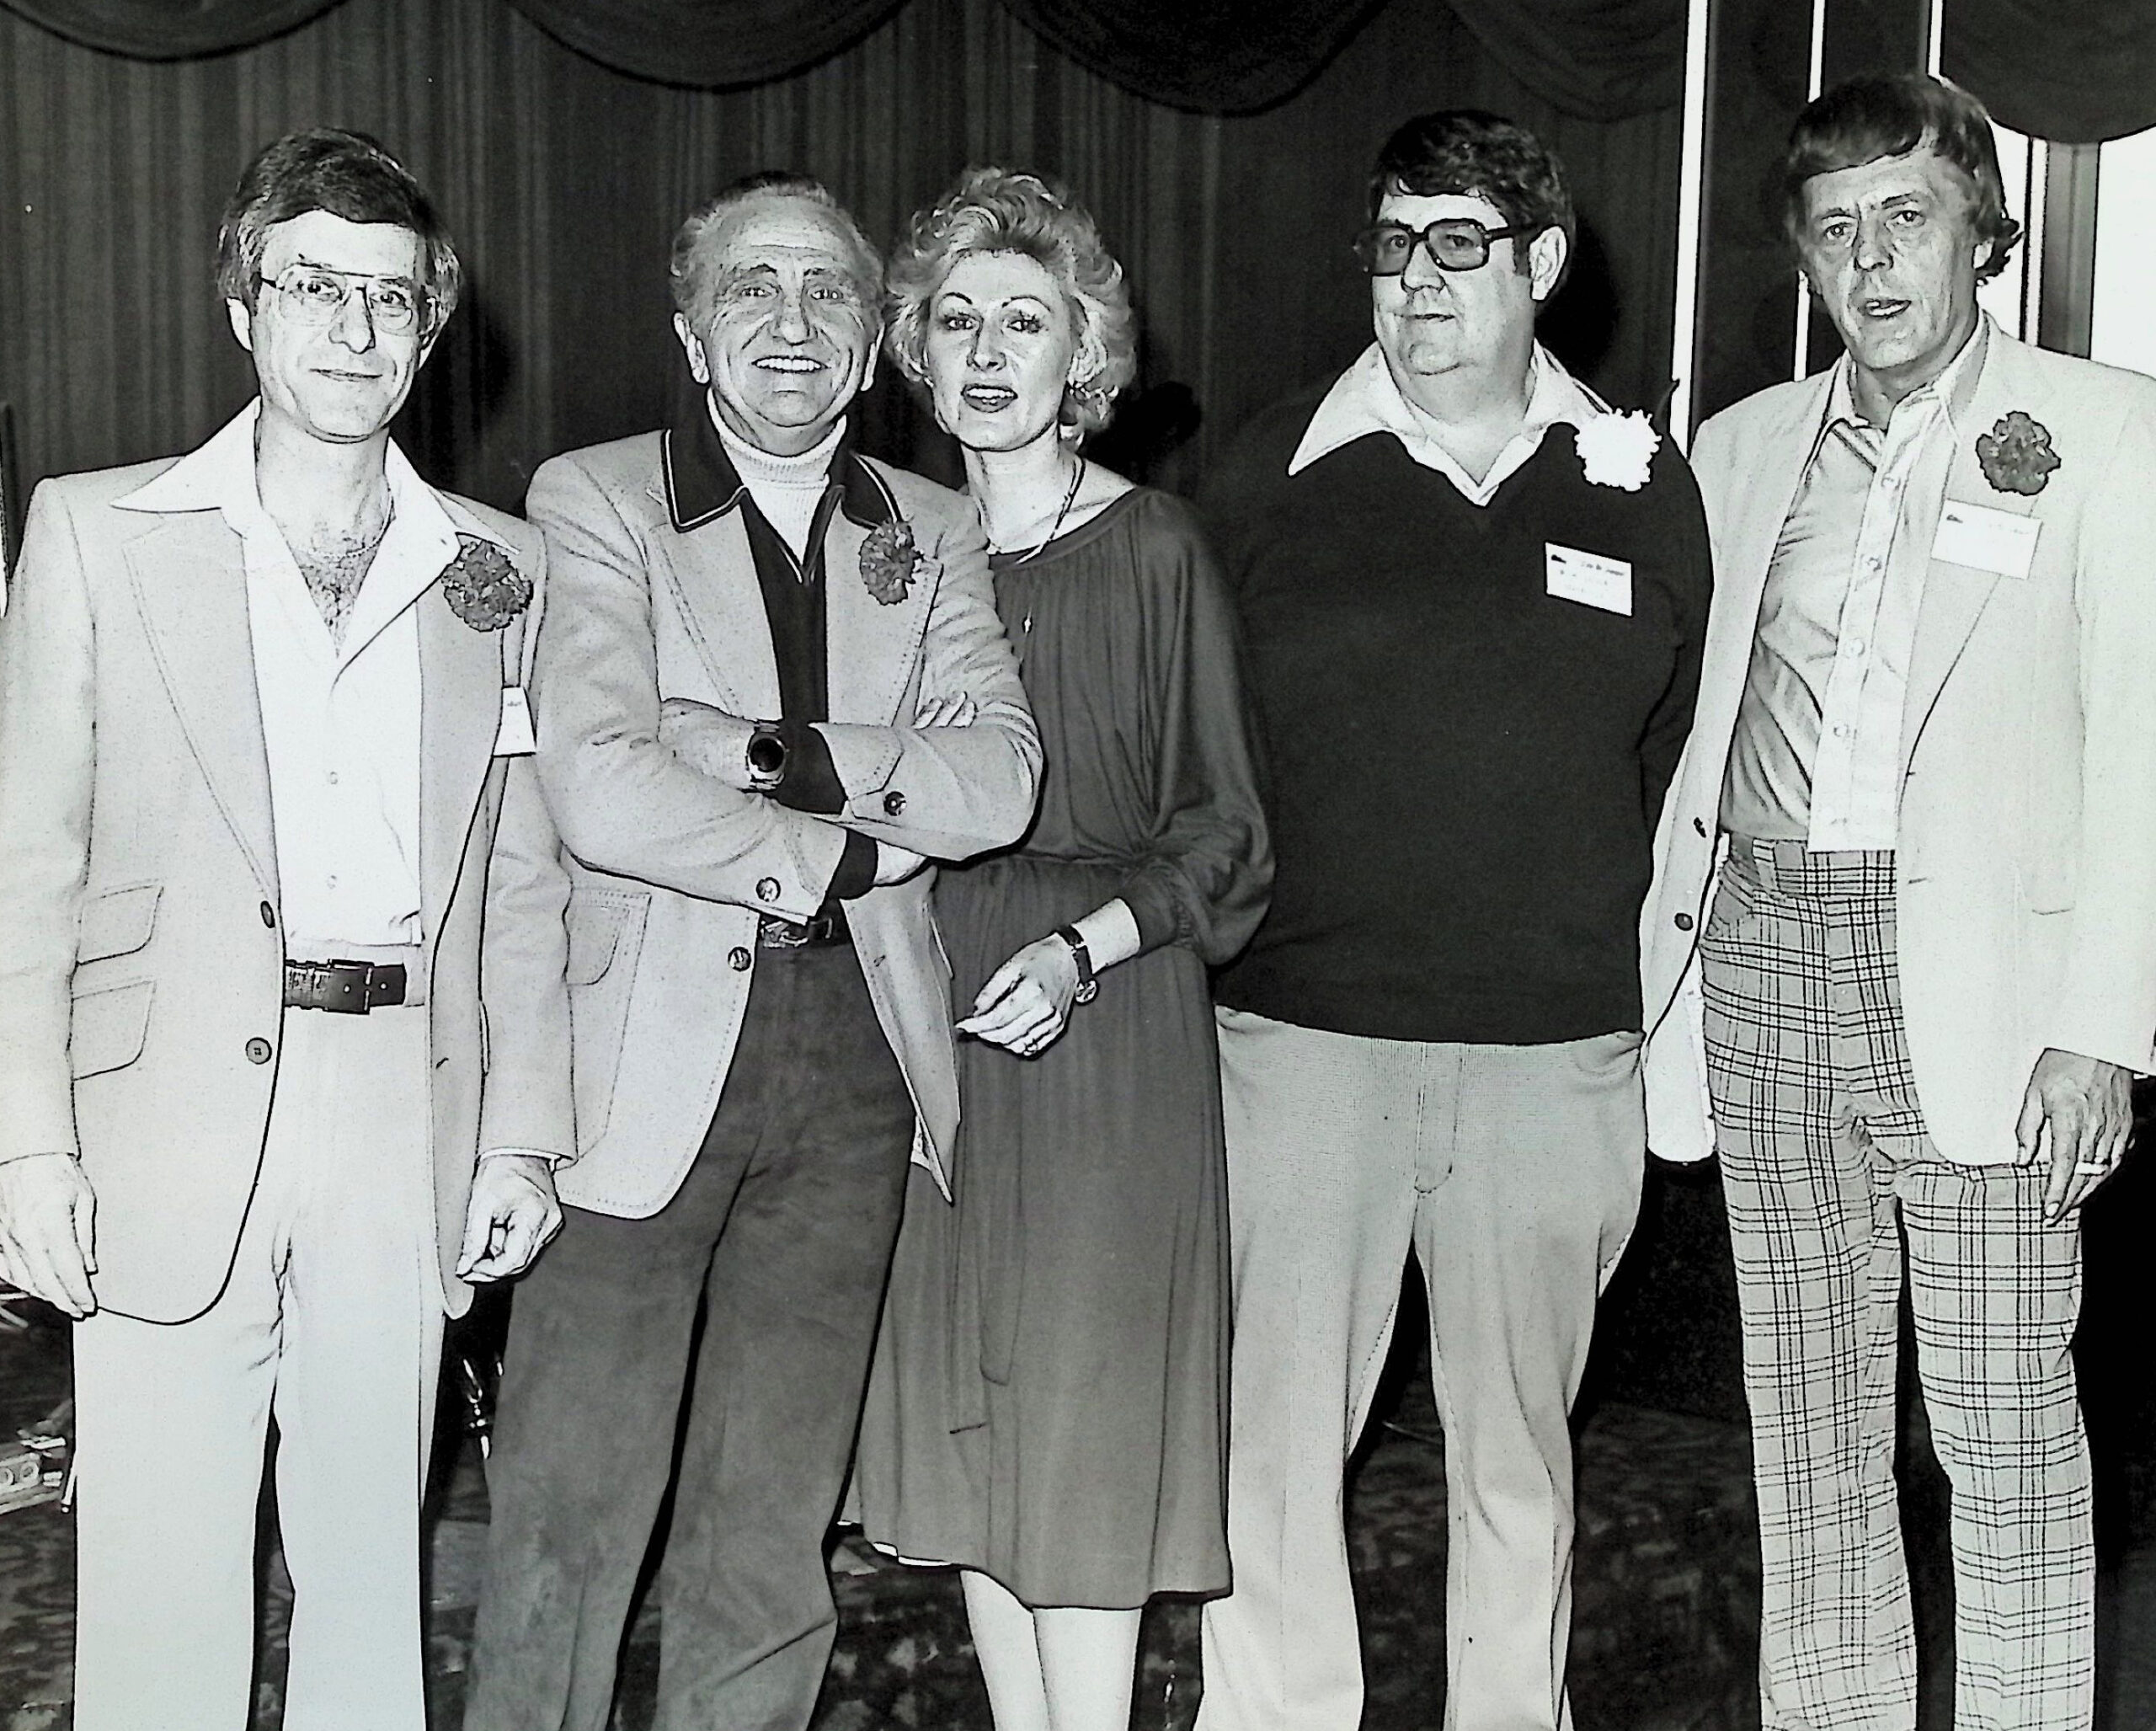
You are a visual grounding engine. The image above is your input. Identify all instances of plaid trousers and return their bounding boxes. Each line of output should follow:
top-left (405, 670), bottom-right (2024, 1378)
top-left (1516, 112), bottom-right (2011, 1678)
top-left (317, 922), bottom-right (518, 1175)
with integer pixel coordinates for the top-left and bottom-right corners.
top-left (1700, 838), bottom-right (2092, 1731)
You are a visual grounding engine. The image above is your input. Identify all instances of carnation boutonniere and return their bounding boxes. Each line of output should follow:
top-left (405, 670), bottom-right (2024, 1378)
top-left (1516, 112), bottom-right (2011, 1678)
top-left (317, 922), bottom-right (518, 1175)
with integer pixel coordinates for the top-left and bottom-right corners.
top-left (440, 534), bottom-right (532, 632)
top-left (1575, 409), bottom-right (1659, 492)
top-left (859, 516), bottom-right (936, 606)
top-left (1976, 410), bottom-right (2061, 496)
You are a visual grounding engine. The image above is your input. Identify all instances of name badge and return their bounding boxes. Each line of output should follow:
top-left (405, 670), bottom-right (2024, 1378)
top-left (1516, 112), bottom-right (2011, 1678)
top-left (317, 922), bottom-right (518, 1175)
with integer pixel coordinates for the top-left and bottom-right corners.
top-left (1545, 543), bottom-right (1632, 617)
top-left (1932, 500), bottom-right (2041, 580)
top-left (493, 686), bottom-right (537, 756)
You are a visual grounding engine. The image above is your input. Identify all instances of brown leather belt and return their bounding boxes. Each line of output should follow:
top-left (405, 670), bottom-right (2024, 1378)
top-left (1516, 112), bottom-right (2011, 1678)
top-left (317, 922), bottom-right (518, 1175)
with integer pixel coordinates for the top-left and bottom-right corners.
top-left (282, 959), bottom-right (409, 1013)
top-left (755, 909), bottom-right (851, 949)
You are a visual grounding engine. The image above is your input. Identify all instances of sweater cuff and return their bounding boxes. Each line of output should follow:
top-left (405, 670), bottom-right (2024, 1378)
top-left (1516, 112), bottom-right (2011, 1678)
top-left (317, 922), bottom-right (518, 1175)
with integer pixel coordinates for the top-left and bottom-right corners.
top-left (828, 830), bottom-right (879, 902)
top-left (770, 720), bottom-right (846, 815)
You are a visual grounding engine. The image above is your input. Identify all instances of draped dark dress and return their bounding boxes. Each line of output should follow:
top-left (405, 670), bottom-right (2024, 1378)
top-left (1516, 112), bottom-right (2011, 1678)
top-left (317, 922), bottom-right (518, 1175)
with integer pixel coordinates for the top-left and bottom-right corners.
top-left (852, 486), bottom-right (1271, 1607)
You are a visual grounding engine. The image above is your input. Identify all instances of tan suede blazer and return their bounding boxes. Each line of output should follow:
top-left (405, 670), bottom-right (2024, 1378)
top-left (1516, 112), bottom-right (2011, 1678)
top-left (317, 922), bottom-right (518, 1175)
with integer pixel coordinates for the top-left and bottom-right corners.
top-left (0, 450), bottom-right (572, 1322)
top-left (1641, 326), bottom-right (2156, 1167)
top-left (528, 429), bottom-right (1040, 1218)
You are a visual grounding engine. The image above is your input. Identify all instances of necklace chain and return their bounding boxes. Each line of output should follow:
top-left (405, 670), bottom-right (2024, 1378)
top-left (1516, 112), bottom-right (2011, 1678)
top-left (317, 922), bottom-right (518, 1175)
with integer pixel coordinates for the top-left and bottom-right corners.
top-left (990, 457), bottom-right (1085, 568)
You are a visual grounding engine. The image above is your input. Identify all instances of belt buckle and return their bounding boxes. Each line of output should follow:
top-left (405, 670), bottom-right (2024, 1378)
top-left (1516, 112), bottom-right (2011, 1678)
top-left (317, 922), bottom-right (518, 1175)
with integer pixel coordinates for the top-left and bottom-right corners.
top-left (757, 915), bottom-right (812, 949)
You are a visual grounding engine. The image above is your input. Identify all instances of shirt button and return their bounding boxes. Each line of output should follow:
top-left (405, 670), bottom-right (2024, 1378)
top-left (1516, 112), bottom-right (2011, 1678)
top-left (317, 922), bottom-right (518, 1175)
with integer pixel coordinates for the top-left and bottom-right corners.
top-left (755, 877), bottom-right (781, 903)
top-left (327, 770), bottom-right (340, 786)
top-left (1864, 555), bottom-right (1882, 571)
top-left (728, 946), bottom-right (752, 972)
top-left (244, 1037), bottom-right (274, 1065)
top-left (259, 900), bottom-right (275, 928)
top-left (1833, 723), bottom-right (1853, 739)
top-left (326, 874), bottom-right (339, 890)
top-left (1848, 638), bottom-right (1867, 656)
top-left (1674, 912), bottom-right (1695, 932)
top-left (883, 790), bottom-right (906, 817)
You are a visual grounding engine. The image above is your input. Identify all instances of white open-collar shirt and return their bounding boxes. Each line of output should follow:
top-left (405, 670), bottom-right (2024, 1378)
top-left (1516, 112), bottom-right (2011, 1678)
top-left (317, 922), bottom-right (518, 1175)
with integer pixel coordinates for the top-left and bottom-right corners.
top-left (1288, 339), bottom-right (1607, 505)
top-left (117, 401), bottom-right (482, 953)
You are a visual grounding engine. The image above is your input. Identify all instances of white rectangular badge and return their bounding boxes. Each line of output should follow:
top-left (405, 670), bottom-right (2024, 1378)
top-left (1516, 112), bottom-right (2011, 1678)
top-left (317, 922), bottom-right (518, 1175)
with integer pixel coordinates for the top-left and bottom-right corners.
top-left (1545, 543), bottom-right (1633, 617)
top-left (493, 686), bottom-right (537, 756)
top-left (1932, 500), bottom-right (2041, 580)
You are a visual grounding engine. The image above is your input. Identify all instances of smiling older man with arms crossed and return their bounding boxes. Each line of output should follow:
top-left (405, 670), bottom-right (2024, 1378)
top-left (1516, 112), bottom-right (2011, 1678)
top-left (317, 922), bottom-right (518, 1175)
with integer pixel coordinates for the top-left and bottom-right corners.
top-left (0, 129), bottom-right (567, 1731)
top-left (465, 172), bottom-right (1038, 1731)
top-left (1642, 74), bottom-right (2156, 1730)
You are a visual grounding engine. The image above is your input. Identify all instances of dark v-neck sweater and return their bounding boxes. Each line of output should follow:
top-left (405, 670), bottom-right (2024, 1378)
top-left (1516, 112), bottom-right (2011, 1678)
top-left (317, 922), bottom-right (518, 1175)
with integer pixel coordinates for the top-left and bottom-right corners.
top-left (1200, 385), bottom-right (1712, 1045)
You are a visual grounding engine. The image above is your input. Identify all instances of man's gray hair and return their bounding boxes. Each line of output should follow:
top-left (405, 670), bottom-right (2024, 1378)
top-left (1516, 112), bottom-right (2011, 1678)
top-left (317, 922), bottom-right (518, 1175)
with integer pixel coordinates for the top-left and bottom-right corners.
top-left (670, 172), bottom-right (883, 323)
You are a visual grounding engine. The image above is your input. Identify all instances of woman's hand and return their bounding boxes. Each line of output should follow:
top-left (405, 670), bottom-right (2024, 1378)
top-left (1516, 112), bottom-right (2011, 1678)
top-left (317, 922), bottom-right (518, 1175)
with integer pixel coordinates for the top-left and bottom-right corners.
top-left (956, 934), bottom-right (1081, 1056)
top-left (915, 691), bottom-right (979, 729)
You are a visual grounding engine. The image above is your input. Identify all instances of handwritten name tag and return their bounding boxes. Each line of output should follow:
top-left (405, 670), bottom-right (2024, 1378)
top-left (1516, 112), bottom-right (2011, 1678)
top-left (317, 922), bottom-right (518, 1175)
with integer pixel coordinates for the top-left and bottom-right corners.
top-left (1932, 500), bottom-right (2041, 580)
top-left (1545, 543), bottom-right (1633, 616)
top-left (494, 686), bottom-right (537, 756)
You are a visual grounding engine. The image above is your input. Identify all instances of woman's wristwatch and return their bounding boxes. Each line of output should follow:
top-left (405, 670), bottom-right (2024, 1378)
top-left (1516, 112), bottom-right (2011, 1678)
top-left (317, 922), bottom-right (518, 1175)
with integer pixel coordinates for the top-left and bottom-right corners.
top-left (1054, 925), bottom-right (1099, 1004)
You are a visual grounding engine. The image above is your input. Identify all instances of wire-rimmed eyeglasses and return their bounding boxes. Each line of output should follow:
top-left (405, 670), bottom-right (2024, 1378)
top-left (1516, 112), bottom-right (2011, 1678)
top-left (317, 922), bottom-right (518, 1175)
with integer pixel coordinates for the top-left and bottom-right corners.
top-left (256, 265), bottom-right (434, 335)
top-left (1351, 218), bottom-right (1537, 276)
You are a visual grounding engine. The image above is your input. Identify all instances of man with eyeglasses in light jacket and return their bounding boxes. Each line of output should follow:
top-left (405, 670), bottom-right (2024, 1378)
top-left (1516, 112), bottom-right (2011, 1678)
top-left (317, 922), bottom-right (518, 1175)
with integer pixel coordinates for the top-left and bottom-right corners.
top-left (1193, 110), bottom-right (1712, 1731)
top-left (0, 128), bottom-right (569, 1731)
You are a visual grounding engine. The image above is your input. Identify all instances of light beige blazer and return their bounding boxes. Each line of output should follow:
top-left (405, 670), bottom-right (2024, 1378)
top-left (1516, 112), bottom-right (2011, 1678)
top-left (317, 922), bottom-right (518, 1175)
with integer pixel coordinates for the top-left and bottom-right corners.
top-left (528, 430), bottom-right (1041, 1218)
top-left (1641, 326), bottom-right (2156, 1167)
top-left (0, 454), bottom-right (573, 1322)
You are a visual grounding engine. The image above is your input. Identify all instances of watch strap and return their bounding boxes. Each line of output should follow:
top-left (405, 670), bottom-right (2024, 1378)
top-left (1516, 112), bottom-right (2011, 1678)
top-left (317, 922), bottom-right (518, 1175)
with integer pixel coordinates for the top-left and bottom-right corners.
top-left (1054, 924), bottom-right (1099, 1004)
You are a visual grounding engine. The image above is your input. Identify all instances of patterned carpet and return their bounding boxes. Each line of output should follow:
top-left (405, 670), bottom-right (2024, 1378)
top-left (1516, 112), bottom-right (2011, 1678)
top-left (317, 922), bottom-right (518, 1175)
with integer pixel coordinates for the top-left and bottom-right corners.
top-left (5, 1189), bottom-right (2155, 1731)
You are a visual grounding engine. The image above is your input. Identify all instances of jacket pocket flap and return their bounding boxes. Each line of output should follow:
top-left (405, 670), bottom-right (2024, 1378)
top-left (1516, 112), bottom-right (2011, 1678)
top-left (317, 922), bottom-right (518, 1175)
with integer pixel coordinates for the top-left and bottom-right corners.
top-left (70, 980), bottom-right (153, 1080)
top-left (76, 884), bottom-right (162, 964)
top-left (565, 893), bottom-right (645, 986)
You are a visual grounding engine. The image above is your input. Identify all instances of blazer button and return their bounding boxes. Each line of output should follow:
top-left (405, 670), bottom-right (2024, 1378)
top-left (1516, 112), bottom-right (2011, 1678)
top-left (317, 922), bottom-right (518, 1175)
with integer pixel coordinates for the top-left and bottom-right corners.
top-left (1674, 912), bottom-right (1695, 932)
top-left (728, 947), bottom-right (752, 972)
top-left (259, 900), bottom-right (275, 928)
top-left (244, 1037), bottom-right (274, 1065)
top-left (756, 877), bottom-right (781, 903)
top-left (883, 789), bottom-right (906, 817)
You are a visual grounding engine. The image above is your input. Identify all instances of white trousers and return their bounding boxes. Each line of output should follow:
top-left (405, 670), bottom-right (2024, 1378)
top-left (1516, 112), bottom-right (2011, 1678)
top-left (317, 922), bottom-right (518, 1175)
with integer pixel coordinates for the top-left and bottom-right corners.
top-left (71, 1004), bottom-right (440, 1731)
top-left (1196, 1008), bottom-right (1644, 1731)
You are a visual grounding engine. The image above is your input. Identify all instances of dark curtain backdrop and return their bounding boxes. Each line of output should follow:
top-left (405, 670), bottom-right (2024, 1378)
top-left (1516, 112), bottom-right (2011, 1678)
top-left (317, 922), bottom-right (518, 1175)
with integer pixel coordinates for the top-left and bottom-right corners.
top-left (0, 0), bottom-right (1682, 516)
top-left (1944, 0), bottom-right (2156, 146)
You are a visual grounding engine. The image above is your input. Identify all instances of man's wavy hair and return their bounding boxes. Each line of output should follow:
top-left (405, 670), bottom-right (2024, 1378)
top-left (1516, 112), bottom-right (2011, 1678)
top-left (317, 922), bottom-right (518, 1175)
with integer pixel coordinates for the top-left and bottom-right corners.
top-left (885, 168), bottom-right (1137, 441)
top-left (216, 128), bottom-right (459, 329)
top-left (1781, 73), bottom-right (2020, 282)
top-left (669, 171), bottom-right (883, 326)
top-left (1368, 110), bottom-right (1575, 291)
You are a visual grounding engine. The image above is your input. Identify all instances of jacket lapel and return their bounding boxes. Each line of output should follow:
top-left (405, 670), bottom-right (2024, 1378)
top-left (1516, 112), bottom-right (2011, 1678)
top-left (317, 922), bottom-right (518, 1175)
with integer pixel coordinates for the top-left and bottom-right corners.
top-left (125, 515), bottom-right (278, 900)
top-left (658, 422), bottom-right (783, 717)
top-left (1689, 371), bottom-right (1835, 799)
top-left (825, 453), bottom-right (936, 725)
top-left (1901, 332), bottom-right (2051, 764)
top-left (417, 551), bottom-right (506, 955)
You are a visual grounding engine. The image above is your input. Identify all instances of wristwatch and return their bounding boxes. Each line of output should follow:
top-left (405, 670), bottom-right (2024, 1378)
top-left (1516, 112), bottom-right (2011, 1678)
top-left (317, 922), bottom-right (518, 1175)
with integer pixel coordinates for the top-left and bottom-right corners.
top-left (1054, 924), bottom-right (1099, 1004)
top-left (745, 724), bottom-right (787, 793)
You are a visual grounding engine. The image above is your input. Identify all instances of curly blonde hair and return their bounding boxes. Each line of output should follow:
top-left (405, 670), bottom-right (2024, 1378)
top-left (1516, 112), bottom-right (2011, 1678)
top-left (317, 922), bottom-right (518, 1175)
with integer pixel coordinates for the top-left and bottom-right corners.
top-left (885, 168), bottom-right (1136, 440)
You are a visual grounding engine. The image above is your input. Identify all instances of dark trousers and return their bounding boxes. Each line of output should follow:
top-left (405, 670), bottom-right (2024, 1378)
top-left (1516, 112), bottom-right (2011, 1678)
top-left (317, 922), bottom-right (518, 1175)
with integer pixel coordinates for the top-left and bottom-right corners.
top-left (465, 944), bottom-right (915, 1731)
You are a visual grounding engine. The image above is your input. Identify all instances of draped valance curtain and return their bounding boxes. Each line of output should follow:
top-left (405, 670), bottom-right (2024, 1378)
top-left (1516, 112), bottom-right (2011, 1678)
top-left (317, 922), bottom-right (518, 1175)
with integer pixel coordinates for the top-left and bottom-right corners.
top-left (0, 0), bottom-right (1681, 119)
top-left (8, 0), bottom-right (2150, 141)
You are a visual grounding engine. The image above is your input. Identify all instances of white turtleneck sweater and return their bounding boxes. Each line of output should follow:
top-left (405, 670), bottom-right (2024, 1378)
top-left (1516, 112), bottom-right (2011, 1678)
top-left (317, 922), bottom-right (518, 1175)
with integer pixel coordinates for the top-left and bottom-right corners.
top-left (709, 399), bottom-right (846, 559)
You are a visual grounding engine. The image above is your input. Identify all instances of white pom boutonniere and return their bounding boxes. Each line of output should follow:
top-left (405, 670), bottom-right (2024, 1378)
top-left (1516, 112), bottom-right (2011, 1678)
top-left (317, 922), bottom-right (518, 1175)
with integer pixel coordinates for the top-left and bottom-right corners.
top-left (1574, 410), bottom-right (1660, 492)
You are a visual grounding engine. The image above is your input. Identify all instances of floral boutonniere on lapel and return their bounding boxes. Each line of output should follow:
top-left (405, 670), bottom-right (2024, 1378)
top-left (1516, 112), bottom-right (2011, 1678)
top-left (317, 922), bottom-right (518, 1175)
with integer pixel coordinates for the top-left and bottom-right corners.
top-left (1574, 409), bottom-right (1660, 492)
top-left (859, 516), bottom-right (937, 606)
top-left (440, 534), bottom-right (533, 632)
top-left (1976, 410), bottom-right (2061, 496)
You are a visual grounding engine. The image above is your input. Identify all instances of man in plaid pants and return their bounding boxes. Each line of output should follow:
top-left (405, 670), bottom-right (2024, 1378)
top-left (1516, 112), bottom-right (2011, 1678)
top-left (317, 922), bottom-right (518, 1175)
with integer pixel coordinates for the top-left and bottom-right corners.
top-left (1641, 74), bottom-right (2156, 1730)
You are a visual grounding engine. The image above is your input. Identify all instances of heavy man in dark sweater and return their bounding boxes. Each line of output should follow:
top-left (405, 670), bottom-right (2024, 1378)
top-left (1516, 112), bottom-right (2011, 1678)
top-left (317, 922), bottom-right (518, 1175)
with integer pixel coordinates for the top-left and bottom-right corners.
top-left (1193, 113), bottom-right (1711, 1731)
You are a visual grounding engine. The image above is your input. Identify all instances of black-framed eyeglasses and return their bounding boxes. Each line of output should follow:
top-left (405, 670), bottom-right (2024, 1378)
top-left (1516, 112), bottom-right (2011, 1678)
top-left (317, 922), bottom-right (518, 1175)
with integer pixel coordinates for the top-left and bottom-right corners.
top-left (256, 264), bottom-right (433, 335)
top-left (1351, 218), bottom-right (1536, 276)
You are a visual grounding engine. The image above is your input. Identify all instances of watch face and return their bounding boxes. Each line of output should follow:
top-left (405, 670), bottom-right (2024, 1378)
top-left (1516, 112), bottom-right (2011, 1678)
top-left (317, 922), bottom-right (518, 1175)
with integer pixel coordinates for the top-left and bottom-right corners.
top-left (748, 730), bottom-right (788, 775)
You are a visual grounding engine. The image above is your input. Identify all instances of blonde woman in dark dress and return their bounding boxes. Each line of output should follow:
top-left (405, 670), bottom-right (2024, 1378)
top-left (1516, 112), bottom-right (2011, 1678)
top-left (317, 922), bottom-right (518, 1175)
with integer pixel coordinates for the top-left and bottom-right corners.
top-left (853, 168), bottom-right (1271, 1731)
